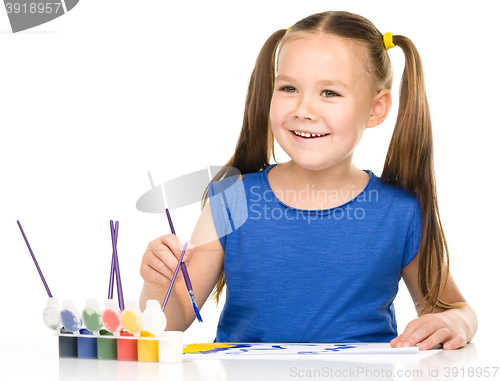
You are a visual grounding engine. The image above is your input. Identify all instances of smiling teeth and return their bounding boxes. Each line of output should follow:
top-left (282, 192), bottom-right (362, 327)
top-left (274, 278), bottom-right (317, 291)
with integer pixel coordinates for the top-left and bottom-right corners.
top-left (293, 131), bottom-right (328, 137)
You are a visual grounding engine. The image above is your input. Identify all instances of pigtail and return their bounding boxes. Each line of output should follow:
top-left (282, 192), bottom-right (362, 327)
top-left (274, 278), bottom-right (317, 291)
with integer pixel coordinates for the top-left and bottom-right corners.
top-left (201, 29), bottom-right (286, 305)
top-left (381, 36), bottom-right (467, 314)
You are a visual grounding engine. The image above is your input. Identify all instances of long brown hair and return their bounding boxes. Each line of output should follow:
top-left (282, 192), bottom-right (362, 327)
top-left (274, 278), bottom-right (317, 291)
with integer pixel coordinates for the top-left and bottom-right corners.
top-left (201, 10), bottom-right (467, 314)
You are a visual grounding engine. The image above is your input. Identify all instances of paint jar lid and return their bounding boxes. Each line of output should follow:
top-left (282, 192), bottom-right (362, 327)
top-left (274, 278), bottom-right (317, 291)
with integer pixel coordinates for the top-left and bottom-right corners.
top-left (62, 300), bottom-right (80, 315)
top-left (61, 300), bottom-right (82, 333)
top-left (46, 297), bottom-right (61, 309)
top-left (122, 300), bottom-right (143, 335)
top-left (82, 298), bottom-right (103, 333)
top-left (43, 297), bottom-right (61, 331)
top-left (102, 299), bottom-right (122, 334)
top-left (105, 299), bottom-right (119, 310)
top-left (125, 300), bottom-right (140, 311)
top-left (143, 299), bottom-right (167, 336)
top-left (85, 298), bottom-right (101, 310)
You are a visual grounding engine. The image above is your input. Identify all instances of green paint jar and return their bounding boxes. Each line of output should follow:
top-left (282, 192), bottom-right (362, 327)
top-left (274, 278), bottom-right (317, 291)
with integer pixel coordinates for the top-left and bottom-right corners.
top-left (97, 329), bottom-right (117, 360)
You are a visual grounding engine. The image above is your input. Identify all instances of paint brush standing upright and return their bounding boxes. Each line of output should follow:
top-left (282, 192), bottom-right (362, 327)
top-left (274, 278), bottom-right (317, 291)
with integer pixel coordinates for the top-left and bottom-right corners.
top-left (110, 220), bottom-right (124, 311)
top-left (102, 221), bottom-right (123, 335)
top-left (107, 221), bottom-right (118, 300)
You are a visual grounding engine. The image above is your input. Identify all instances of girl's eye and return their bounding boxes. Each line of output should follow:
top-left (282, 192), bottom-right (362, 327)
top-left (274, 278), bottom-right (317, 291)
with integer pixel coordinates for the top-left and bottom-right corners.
top-left (279, 87), bottom-right (339, 97)
top-left (322, 90), bottom-right (339, 98)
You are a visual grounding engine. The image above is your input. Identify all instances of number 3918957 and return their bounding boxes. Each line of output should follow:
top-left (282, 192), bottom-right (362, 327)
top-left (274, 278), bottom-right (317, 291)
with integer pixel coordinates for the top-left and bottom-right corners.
top-left (5, 3), bottom-right (62, 14)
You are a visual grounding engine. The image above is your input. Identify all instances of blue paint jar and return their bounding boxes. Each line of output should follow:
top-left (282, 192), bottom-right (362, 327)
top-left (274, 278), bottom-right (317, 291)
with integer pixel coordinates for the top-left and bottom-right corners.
top-left (77, 328), bottom-right (98, 359)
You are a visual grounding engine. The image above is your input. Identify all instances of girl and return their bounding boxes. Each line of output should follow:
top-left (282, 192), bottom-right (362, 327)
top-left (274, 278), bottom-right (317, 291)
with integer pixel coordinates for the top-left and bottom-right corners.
top-left (139, 10), bottom-right (477, 350)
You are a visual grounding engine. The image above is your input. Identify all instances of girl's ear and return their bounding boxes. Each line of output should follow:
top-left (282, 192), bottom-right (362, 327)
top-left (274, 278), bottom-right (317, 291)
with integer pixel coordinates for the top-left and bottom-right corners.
top-left (366, 89), bottom-right (392, 128)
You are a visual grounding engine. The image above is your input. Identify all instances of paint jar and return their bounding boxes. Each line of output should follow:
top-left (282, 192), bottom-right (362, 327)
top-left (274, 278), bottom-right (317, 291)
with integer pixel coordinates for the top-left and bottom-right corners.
top-left (121, 300), bottom-right (143, 336)
top-left (82, 298), bottom-right (102, 333)
top-left (117, 329), bottom-right (138, 361)
top-left (158, 331), bottom-right (183, 364)
top-left (142, 299), bottom-right (167, 336)
top-left (102, 299), bottom-right (122, 335)
top-left (43, 297), bottom-right (61, 332)
top-left (60, 300), bottom-right (82, 333)
top-left (137, 331), bottom-right (159, 362)
top-left (77, 328), bottom-right (98, 359)
top-left (58, 328), bottom-right (78, 358)
top-left (97, 329), bottom-right (117, 360)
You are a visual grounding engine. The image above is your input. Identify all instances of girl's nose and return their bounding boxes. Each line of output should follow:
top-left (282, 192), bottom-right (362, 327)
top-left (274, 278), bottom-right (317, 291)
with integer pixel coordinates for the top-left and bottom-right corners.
top-left (293, 97), bottom-right (318, 121)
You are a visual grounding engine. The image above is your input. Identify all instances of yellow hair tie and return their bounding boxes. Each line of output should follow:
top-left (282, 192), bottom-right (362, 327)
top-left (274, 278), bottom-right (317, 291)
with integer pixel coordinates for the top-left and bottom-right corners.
top-left (285, 26), bottom-right (291, 35)
top-left (383, 32), bottom-right (396, 50)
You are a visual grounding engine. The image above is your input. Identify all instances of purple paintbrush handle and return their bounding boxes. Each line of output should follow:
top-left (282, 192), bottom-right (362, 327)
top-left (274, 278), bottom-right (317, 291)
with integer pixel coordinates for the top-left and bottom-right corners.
top-left (17, 220), bottom-right (52, 298)
top-left (165, 208), bottom-right (194, 291)
top-left (180, 263), bottom-right (193, 291)
top-left (162, 242), bottom-right (188, 311)
top-left (107, 222), bottom-right (118, 300)
top-left (165, 208), bottom-right (176, 235)
top-left (110, 220), bottom-right (124, 311)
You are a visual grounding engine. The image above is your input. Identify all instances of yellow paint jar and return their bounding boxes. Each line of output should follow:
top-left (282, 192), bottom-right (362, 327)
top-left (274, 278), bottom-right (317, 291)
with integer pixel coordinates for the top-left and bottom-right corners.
top-left (138, 331), bottom-right (158, 362)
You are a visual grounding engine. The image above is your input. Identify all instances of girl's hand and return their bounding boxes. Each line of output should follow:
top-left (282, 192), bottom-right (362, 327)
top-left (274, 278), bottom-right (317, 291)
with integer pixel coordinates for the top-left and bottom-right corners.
top-left (390, 308), bottom-right (469, 350)
top-left (140, 234), bottom-right (194, 293)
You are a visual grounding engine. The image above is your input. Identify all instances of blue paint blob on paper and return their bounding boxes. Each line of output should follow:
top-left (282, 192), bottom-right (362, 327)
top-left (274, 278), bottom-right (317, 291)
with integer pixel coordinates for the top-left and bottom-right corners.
top-left (325, 345), bottom-right (359, 352)
top-left (238, 345), bottom-right (287, 353)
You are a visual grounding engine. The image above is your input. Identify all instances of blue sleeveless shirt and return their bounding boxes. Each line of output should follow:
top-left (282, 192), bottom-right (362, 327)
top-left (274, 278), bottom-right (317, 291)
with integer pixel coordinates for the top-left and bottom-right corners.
top-left (208, 164), bottom-right (422, 343)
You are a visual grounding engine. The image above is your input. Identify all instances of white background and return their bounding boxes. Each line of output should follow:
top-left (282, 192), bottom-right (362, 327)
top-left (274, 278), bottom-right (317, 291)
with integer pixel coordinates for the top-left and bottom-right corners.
top-left (1, 0), bottom-right (498, 346)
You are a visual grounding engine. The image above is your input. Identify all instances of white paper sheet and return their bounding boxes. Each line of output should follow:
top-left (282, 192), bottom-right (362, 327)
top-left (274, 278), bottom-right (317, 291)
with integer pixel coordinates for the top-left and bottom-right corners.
top-left (183, 343), bottom-right (442, 361)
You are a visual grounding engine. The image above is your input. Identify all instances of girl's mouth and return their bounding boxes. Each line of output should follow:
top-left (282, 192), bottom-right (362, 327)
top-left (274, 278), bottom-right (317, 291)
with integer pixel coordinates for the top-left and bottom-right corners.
top-left (290, 130), bottom-right (330, 140)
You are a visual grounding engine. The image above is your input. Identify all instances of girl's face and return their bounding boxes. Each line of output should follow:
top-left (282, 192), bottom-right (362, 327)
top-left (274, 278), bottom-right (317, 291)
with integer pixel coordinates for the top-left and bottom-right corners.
top-left (270, 33), bottom-right (386, 172)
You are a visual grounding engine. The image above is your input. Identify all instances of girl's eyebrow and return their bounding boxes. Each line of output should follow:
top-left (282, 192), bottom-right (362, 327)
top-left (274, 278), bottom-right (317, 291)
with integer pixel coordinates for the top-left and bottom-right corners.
top-left (275, 75), bottom-right (349, 89)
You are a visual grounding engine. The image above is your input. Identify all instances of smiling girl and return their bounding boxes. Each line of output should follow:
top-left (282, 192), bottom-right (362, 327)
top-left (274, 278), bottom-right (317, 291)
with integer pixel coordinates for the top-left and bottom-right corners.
top-left (139, 10), bottom-right (477, 350)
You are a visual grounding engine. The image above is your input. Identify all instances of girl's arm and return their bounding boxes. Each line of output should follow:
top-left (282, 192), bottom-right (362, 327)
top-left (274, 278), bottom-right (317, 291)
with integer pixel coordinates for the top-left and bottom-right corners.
top-left (390, 253), bottom-right (478, 350)
top-left (139, 199), bottom-right (225, 331)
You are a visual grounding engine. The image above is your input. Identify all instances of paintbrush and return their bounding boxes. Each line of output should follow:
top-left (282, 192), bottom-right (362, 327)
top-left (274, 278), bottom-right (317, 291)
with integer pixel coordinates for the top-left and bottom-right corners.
top-left (165, 208), bottom-right (203, 322)
top-left (107, 221), bottom-right (118, 299)
top-left (138, 171), bottom-right (203, 322)
top-left (162, 241), bottom-right (188, 311)
top-left (17, 220), bottom-right (64, 331)
top-left (110, 220), bottom-right (124, 311)
top-left (17, 220), bottom-right (53, 297)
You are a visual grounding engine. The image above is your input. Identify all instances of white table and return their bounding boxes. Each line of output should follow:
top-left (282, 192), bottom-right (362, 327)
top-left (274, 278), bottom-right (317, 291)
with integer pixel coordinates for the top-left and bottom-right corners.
top-left (0, 340), bottom-right (496, 381)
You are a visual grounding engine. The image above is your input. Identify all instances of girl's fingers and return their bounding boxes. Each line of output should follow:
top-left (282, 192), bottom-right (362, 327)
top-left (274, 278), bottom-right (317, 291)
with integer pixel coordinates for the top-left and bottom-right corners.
top-left (417, 328), bottom-right (452, 350)
top-left (141, 235), bottom-right (195, 288)
top-left (184, 242), bottom-right (195, 262)
top-left (150, 239), bottom-right (187, 278)
top-left (393, 318), bottom-right (425, 348)
top-left (443, 335), bottom-right (467, 350)
top-left (390, 336), bottom-right (404, 348)
top-left (390, 312), bottom-right (467, 351)
top-left (142, 264), bottom-right (171, 286)
top-left (401, 321), bottom-right (442, 348)
top-left (159, 234), bottom-right (194, 263)
top-left (153, 249), bottom-right (184, 281)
